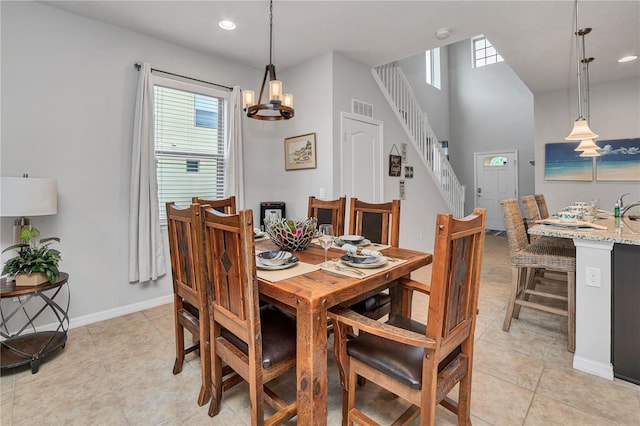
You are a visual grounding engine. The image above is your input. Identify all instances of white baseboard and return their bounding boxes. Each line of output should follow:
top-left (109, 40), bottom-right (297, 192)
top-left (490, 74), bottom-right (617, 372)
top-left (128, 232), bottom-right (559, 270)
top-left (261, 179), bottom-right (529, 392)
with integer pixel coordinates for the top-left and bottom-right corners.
top-left (573, 355), bottom-right (614, 380)
top-left (69, 295), bottom-right (173, 329)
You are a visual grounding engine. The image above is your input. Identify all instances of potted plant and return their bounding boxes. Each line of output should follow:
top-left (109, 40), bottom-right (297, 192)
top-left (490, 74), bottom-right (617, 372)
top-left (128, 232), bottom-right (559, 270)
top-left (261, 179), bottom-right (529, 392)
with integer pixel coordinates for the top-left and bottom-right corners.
top-left (2, 227), bottom-right (61, 286)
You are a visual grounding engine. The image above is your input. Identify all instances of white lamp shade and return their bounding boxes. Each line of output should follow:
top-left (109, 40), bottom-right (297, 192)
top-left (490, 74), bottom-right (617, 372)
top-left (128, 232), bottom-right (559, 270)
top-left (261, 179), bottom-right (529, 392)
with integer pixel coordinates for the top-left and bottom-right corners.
top-left (574, 138), bottom-right (600, 151)
top-left (1, 177), bottom-right (58, 217)
top-left (565, 119), bottom-right (599, 141)
top-left (579, 148), bottom-right (601, 157)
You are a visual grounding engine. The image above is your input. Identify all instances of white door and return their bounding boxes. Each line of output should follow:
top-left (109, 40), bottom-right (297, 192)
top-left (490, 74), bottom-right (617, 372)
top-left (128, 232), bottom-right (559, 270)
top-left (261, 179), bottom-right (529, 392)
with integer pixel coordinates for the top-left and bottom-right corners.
top-left (474, 151), bottom-right (518, 231)
top-left (340, 113), bottom-right (384, 206)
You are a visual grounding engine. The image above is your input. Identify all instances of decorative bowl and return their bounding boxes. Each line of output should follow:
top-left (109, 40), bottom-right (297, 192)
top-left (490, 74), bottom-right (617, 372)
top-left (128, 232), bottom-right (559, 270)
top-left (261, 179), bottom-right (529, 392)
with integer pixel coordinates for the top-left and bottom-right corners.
top-left (264, 217), bottom-right (317, 252)
top-left (257, 250), bottom-right (293, 266)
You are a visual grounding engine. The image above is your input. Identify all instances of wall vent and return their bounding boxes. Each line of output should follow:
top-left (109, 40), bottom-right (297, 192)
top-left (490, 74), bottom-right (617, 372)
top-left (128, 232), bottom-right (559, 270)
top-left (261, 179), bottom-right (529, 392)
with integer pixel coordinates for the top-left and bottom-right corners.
top-left (352, 99), bottom-right (373, 118)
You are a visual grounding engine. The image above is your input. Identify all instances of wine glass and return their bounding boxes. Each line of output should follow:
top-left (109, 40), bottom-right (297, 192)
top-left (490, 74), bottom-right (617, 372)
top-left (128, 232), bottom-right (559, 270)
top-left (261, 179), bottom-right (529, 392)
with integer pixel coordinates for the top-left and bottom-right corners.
top-left (318, 224), bottom-right (334, 265)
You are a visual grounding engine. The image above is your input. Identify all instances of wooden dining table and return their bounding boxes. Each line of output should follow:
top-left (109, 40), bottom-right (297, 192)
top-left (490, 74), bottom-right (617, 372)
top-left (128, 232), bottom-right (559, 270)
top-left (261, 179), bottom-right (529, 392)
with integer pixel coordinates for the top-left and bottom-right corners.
top-left (255, 238), bottom-right (432, 425)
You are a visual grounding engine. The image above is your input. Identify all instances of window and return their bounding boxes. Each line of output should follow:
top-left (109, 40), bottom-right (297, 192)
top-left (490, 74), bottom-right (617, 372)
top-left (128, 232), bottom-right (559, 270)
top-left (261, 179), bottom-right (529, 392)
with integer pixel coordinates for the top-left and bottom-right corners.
top-left (473, 36), bottom-right (503, 68)
top-left (153, 76), bottom-right (228, 222)
top-left (484, 156), bottom-right (508, 166)
top-left (194, 94), bottom-right (218, 128)
top-left (425, 48), bottom-right (441, 89)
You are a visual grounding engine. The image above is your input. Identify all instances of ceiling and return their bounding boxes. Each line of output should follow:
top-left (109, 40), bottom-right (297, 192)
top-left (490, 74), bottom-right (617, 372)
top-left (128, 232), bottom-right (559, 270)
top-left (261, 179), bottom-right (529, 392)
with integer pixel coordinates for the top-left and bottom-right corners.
top-left (43, 1), bottom-right (640, 94)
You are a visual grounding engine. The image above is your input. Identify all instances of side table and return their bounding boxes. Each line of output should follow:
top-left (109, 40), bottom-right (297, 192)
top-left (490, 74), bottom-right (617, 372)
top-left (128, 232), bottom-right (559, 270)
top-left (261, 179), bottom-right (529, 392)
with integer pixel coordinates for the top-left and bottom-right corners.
top-left (1, 272), bottom-right (70, 373)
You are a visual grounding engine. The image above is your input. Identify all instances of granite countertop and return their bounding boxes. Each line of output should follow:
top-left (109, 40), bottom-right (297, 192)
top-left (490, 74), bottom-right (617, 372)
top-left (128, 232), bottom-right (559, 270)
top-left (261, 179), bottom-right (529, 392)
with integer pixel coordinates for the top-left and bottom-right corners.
top-left (528, 216), bottom-right (640, 246)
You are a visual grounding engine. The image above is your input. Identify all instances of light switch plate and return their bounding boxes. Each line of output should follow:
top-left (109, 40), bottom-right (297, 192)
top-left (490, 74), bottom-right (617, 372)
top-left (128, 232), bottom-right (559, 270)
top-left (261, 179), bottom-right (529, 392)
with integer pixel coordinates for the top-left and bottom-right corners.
top-left (586, 267), bottom-right (601, 288)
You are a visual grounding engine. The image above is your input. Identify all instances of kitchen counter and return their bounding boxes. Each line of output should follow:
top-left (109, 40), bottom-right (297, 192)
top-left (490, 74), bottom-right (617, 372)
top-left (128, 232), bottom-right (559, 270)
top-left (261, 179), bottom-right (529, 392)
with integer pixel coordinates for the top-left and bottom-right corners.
top-left (529, 217), bottom-right (640, 382)
top-left (530, 216), bottom-right (640, 246)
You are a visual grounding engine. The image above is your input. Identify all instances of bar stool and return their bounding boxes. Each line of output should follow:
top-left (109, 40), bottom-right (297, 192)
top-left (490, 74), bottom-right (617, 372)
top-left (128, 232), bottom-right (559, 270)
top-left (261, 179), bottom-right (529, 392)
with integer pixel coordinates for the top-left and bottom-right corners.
top-left (501, 198), bottom-right (576, 352)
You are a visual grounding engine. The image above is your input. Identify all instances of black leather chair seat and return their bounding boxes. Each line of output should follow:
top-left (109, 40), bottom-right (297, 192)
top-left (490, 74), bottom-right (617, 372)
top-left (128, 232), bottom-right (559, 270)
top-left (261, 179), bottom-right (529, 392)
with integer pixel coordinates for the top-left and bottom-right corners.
top-left (182, 300), bottom-right (199, 319)
top-left (221, 304), bottom-right (296, 369)
top-left (350, 293), bottom-right (391, 319)
top-left (347, 315), bottom-right (460, 390)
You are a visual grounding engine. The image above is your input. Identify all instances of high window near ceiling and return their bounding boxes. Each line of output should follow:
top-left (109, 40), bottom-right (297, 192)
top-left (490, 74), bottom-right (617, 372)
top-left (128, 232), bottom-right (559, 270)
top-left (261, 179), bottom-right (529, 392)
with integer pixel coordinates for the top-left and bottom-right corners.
top-left (472, 36), bottom-right (503, 68)
top-left (425, 47), bottom-right (441, 89)
top-left (153, 77), bottom-right (227, 222)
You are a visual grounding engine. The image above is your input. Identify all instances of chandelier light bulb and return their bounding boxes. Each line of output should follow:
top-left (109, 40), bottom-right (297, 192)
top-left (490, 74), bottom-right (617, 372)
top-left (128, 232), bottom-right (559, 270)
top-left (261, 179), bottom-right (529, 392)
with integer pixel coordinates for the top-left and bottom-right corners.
top-left (243, 90), bottom-right (255, 108)
top-left (282, 94), bottom-right (293, 108)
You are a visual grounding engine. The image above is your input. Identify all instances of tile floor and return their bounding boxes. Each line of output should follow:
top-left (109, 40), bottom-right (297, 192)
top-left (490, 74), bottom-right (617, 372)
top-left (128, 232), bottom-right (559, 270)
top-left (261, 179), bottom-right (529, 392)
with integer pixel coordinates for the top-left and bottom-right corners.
top-left (1, 235), bottom-right (639, 425)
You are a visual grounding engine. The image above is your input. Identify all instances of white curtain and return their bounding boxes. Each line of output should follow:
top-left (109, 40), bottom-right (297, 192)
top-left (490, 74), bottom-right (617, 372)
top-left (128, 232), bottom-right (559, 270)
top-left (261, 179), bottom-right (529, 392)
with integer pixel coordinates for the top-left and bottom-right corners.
top-left (128, 62), bottom-right (166, 283)
top-left (224, 86), bottom-right (245, 209)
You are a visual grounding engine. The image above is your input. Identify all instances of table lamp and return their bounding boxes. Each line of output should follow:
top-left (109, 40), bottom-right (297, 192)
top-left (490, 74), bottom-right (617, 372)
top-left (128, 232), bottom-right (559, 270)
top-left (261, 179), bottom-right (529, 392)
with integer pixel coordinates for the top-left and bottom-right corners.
top-left (1, 175), bottom-right (58, 244)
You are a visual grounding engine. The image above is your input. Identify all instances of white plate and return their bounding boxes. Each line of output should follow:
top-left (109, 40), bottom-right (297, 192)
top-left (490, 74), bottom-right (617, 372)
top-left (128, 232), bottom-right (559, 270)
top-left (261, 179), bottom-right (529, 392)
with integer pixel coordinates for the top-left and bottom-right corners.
top-left (341, 255), bottom-right (388, 269)
top-left (254, 231), bottom-right (266, 238)
top-left (334, 238), bottom-right (371, 247)
top-left (256, 257), bottom-right (299, 270)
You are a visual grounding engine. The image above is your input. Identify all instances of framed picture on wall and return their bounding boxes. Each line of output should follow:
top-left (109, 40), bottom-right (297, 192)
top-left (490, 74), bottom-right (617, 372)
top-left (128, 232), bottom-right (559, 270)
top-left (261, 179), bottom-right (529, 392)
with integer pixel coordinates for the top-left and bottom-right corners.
top-left (596, 138), bottom-right (640, 181)
top-left (284, 133), bottom-right (317, 170)
top-left (544, 141), bottom-right (593, 181)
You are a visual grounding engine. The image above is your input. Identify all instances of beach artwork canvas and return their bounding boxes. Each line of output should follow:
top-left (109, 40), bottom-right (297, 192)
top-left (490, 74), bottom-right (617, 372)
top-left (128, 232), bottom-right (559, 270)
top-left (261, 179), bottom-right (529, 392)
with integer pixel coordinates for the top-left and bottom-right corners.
top-left (596, 138), bottom-right (640, 181)
top-left (545, 141), bottom-right (593, 181)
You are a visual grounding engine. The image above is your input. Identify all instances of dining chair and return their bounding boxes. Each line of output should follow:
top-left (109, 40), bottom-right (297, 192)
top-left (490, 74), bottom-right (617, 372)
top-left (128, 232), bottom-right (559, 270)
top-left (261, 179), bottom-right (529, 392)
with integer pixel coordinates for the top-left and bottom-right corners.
top-left (165, 202), bottom-right (211, 406)
top-left (201, 207), bottom-right (298, 424)
top-left (501, 198), bottom-right (576, 352)
top-left (346, 198), bottom-right (401, 320)
top-left (534, 194), bottom-right (550, 219)
top-left (192, 195), bottom-right (236, 214)
top-left (329, 208), bottom-right (486, 426)
top-left (307, 196), bottom-right (346, 236)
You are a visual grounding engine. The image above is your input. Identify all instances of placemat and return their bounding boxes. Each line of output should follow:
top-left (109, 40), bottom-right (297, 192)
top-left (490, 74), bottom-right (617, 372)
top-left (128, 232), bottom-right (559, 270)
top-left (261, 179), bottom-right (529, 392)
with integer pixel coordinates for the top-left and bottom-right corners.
top-left (256, 261), bottom-right (320, 282)
top-left (319, 257), bottom-right (406, 279)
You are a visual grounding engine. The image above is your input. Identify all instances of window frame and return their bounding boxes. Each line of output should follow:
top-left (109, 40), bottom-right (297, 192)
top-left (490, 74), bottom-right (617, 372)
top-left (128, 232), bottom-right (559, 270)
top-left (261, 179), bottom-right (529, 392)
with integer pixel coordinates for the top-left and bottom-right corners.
top-left (152, 74), bottom-right (230, 225)
top-left (425, 47), bottom-right (441, 90)
top-left (472, 36), bottom-right (504, 68)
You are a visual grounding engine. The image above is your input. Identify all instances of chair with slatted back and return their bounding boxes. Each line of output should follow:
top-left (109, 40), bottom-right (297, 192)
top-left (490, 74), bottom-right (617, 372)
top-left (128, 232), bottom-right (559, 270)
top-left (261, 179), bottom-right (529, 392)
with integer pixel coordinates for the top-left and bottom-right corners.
top-left (201, 207), bottom-right (297, 424)
top-left (192, 195), bottom-right (236, 214)
top-left (329, 209), bottom-right (486, 426)
top-left (347, 198), bottom-right (400, 320)
top-left (501, 198), bottom-right (576, 352)
top-left (535, 194), bottom-right (550, 219)
top-left (165, 202), bottom-right (210, 406)
top-left (308, 196), bottom-right (346, 236)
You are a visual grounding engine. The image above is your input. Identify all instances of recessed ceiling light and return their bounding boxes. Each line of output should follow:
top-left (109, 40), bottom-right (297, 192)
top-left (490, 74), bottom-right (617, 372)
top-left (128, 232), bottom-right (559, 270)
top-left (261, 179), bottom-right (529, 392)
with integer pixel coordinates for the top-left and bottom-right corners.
top-left (618, 55), bottom-right (638, 63)
top-left (219, 20), bottom-right (236, 31)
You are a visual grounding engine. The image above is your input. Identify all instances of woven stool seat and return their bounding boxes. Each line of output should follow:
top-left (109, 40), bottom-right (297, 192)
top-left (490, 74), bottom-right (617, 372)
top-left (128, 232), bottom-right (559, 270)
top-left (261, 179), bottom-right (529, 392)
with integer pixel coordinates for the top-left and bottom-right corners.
top-left (512, 243), bottom-right (576, 270)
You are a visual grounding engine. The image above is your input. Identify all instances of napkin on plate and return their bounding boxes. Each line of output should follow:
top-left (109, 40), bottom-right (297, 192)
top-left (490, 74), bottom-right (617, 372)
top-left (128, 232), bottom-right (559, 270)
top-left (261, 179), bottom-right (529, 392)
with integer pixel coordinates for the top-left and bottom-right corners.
top-left (341, 244), bottom-right (382, 257)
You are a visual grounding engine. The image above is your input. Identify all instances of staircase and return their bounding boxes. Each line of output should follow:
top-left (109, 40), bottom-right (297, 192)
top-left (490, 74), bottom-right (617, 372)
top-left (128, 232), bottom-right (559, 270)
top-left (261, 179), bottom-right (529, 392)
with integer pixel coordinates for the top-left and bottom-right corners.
top-left (372, 62), bottom-right (465, 217)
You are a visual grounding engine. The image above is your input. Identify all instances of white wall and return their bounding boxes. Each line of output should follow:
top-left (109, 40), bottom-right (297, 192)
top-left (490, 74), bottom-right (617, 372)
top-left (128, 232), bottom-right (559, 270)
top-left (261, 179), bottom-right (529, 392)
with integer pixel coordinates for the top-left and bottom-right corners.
top-left (398, 48), bottom-right (450, 142)
top-left (0, 1), bottom-right (257, 322)
top-left (332, 53), bottom-right (449, 251)
top-left (534, 77), bottom-right (640, 213)
top-left (448, 39), bottom-right (535, 214)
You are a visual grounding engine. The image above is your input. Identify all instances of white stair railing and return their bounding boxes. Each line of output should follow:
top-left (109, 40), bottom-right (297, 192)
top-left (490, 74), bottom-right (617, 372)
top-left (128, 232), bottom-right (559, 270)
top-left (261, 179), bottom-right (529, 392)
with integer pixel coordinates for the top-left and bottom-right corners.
top-left (372, 62), bottom-right (465, 217)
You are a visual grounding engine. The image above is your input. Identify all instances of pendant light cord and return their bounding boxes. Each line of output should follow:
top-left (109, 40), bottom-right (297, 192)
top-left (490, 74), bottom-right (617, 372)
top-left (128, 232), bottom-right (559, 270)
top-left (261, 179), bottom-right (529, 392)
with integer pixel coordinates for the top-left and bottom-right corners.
top-left (574, 0), bottom-right (583, 119)
top-left (269, 0), bottom-right (273, 66)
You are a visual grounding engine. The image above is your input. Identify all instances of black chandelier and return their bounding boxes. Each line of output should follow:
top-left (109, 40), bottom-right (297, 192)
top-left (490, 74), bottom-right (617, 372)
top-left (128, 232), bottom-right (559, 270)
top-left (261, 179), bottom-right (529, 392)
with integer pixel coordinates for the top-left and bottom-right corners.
top-left (243, 0), bottom-right (294, 121)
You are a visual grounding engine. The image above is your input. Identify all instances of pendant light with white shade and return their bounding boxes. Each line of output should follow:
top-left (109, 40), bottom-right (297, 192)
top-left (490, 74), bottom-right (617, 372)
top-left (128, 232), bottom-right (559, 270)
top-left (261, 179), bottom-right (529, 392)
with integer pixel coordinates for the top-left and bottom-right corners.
top-left (565, 1), bottom-right (600, 156)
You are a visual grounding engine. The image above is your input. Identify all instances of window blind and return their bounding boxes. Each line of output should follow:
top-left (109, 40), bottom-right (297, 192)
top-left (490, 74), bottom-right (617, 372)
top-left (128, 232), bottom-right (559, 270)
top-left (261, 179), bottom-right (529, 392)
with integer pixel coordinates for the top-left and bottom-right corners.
top-left (154, 84), bottom-right (226, 222)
